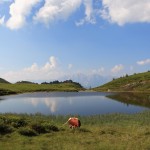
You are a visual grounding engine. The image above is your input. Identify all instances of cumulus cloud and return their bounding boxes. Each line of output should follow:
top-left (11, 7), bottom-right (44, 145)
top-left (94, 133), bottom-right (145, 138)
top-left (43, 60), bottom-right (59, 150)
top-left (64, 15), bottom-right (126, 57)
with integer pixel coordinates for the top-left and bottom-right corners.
top-left (42, 56), bottom-right (57, 71)
top-left (2, 0), bottom-right (97, 29)
top-left (23, 56), bottom-right (57, 73)
top-left (1, 0), bottom-right (150, 29)
top-left (137, 59), bottom-right (150, 65)
top-left (0, 56), bottom-right (112, 87)
top-left (23, 56), bottom-right (58, 74)
top-left (23, 63), bottom-right (39, 73)
top-left (34, 0), bottom-right (82, 26)
top-left (6, 0), bottom-right (40, 30)
top-left (76, 0), bottom-right (96, 26)
top-left (1, 56), bottom-right (63, 82)
top-left (111, 64), bottom-right (124, 73)
top-left (101, 0), bottom-right (150, 25)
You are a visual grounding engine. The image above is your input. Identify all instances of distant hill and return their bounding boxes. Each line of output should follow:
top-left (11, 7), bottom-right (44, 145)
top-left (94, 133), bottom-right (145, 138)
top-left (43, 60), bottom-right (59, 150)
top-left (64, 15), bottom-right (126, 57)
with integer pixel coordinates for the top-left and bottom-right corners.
top-left (16, 81), bottom-right (37, 84)
top-left (0, 79), bottom-right (85, 96)
top-left (0, 78), bottom-right (10, 84)
top-left (93, 71), bottom-right (150, 92)
top-left (41, 80), bottom-right (84, 91)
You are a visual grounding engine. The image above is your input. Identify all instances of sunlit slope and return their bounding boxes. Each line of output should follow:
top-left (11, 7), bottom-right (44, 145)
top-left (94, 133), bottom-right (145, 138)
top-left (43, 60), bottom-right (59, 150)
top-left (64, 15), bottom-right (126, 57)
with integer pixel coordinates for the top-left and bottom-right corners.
top-left (0, 82), bottom-right (84, 95)
top-left (93, 71), bottom-right (150, 92)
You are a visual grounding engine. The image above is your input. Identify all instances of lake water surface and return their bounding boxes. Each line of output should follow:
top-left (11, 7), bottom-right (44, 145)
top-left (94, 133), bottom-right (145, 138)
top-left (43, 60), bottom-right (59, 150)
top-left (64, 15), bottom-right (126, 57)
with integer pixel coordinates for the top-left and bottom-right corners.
top-left (0, 92), bottom-right (149, 116)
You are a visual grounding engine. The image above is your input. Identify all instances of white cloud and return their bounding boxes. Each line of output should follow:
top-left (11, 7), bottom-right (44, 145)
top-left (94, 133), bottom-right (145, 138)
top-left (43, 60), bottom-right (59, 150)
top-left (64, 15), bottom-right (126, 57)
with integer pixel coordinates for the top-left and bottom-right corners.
top-left (0, 58), bottom-right (114, 88)
top-left (23, 56), bottom-right (58, 73)
top-left (34, 0), bottom-right (82, 26)
top-left (76, 0), bottom-right (96, 26)
top-left (0, 56), bottom-right (109, 87)
top-left (101, 0), bottom-right (150, 25)
top-left (111, 64), bottom-right (124, 73)
top-left (23, 63), bottom-right (39, 72)
top-left (1, 56), bottom-right (63, 82)
top-left (42, 56), bottom-right (57, 71)
top-left (6, 0), bottom-right (40, 30)
top-left (1, 0), bottom-right (97, 28)
top-left (137, 59), bottom-right (150, 65)
top-left (1, 0), bottom-right (150, 29)
top-left (0, 16), bottom-right (5, 25)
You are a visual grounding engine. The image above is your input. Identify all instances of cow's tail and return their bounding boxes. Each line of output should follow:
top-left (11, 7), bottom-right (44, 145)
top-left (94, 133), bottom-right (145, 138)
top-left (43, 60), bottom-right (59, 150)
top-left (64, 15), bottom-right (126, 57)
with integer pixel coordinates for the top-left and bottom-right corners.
top-left (63, 120), bottom-right (68, 126)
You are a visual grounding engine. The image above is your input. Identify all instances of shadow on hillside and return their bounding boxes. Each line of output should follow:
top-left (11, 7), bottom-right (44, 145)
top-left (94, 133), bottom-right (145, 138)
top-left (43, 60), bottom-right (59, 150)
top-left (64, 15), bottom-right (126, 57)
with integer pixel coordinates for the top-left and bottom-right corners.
top-left (107, 92), bottom-right (150, 108)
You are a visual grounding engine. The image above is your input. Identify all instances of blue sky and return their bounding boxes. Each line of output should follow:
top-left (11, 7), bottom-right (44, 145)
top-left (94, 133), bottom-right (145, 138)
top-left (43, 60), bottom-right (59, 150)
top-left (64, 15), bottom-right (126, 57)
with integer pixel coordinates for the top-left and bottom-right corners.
top-left (0, 0), bottom-right (150, 87)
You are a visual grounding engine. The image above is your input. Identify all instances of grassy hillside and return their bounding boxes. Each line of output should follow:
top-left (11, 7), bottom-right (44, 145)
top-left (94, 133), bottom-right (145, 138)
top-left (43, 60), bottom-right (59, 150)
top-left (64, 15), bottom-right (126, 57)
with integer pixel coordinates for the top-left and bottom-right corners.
top-left (0, 78), bottom-right (10, 84)
top-left (0, 82), bottom-right (84, 96)
top-left (93, 71), bottom-right (150, 92)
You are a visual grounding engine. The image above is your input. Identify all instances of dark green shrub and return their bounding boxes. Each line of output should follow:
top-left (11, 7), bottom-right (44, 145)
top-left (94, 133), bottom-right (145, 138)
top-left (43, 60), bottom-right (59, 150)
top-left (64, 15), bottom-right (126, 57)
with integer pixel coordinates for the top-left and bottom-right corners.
top-left (31, 123), bottom-right (59, 134)
top-left (45, 124), bottom-right (59, 132)
top-left (0, 116), bottom-right (9, 124)
top-left (31, 123), bottom-right (47, 134)
top-left (18, 127), bottom-right (37, 136)
top-left (1, 116), bottom-right (27, 128)
top-left (11, 118), bottom-right (28, 128)
top-left (0, 122), bottom-right (14, 135)
top-left (0, 89), bottom-right (16, 96)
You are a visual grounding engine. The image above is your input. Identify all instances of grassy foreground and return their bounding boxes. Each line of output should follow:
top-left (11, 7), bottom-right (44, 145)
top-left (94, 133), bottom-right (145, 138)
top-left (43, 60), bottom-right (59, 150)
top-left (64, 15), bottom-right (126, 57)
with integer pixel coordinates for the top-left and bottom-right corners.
top-left (0, 111), bottom-right (150, 150)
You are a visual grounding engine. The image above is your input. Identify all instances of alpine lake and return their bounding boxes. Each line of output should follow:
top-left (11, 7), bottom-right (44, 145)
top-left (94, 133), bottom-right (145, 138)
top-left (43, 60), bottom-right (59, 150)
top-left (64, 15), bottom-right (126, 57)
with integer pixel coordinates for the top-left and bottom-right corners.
top-left (0, 92), bottom-right (149, 116)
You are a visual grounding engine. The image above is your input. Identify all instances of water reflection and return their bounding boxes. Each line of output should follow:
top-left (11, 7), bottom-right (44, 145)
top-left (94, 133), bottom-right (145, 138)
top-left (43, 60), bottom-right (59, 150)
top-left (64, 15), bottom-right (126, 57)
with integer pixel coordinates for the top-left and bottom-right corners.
top-left (0, 92), bottom-right (149, 115)
top-left (107, 92), bottom-right (150, 108)
top-left (25, 98), bottom-right (58, 113)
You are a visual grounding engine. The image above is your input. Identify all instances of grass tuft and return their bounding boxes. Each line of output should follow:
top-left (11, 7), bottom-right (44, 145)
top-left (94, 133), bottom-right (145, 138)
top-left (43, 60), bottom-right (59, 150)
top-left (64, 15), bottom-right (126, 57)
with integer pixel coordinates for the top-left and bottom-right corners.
top-left (18, 127), bottom-right (38, 136)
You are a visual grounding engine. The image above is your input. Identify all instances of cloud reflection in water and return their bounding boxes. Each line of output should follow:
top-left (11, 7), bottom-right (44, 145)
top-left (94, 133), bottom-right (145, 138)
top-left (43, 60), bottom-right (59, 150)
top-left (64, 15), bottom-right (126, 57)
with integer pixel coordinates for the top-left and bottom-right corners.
top-left (24, 98), bottom-right (58, 113)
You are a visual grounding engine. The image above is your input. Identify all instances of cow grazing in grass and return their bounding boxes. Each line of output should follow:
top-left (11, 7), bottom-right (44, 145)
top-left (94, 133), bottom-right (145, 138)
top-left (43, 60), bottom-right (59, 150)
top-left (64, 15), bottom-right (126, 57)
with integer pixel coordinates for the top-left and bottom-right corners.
top-left (64, 117), bottom-right (81, 128)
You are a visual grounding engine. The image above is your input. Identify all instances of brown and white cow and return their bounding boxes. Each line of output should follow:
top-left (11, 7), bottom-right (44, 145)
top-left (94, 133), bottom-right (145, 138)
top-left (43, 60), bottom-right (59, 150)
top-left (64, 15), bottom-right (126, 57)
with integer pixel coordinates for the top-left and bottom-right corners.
top-left (64, 117), bottom-right (81, 128)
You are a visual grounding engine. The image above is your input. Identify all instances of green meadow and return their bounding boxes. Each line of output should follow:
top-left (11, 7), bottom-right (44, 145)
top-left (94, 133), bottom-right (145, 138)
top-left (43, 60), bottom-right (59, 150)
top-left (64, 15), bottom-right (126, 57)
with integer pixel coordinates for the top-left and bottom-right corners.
top-left (94, 71), bottom-right (150, 92)
top-left (0, 111), bottom-right (150, 150)
top-left (0, 82), bottom-right (84, 96)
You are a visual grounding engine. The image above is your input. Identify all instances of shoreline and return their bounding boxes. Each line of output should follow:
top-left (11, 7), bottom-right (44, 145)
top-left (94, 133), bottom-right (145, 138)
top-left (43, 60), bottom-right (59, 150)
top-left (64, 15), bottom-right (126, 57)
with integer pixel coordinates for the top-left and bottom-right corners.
top-left (0, 89), bottom-right (150, 97)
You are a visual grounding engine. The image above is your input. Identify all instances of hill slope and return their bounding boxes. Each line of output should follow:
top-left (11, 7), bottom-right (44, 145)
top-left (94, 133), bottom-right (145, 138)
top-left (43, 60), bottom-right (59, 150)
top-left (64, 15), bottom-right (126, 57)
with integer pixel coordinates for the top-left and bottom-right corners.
top-left (93, 71), bottom-right (150, 92)
top-left (0, 78), bottom-right (10, 84)
top-left (0, 81), bottom-right (85, 96)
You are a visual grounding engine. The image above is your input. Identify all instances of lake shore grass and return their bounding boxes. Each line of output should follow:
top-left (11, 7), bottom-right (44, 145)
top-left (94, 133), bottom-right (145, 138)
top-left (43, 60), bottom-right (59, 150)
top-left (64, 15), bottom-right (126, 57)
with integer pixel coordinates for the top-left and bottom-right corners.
top-left (0, 111), bottom-right (150, 150)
